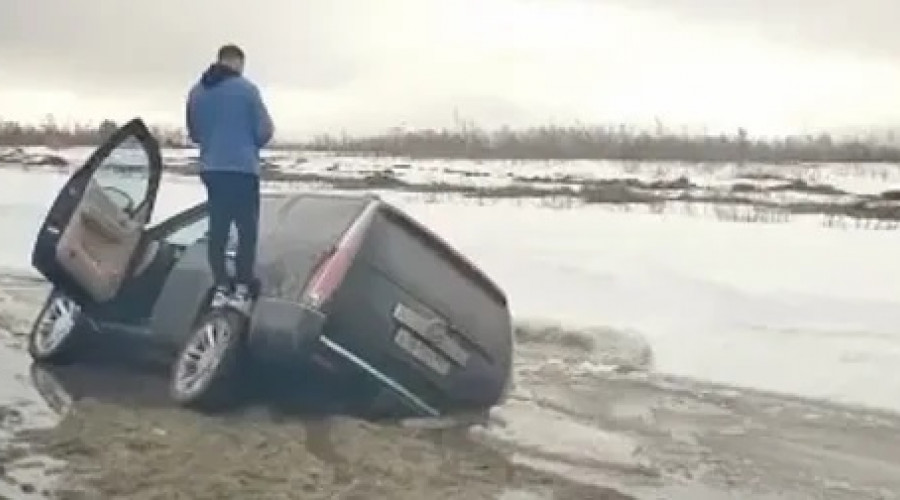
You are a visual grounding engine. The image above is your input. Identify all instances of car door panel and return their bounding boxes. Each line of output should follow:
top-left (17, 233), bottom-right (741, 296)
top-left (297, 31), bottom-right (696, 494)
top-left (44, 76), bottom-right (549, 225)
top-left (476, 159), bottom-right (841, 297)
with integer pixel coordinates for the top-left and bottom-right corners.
top-left (55, 180), bottom-right (145, 302)
top-left (31, 118), bottom-right (163, 306)
top-left (79, 184), bottom-right (139, 240)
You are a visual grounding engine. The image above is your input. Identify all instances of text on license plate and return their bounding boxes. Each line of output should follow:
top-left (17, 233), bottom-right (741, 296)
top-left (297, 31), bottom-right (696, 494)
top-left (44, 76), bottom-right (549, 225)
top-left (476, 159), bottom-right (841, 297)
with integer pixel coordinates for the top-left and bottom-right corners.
top-left (394, 328), bottom-right (451, 376)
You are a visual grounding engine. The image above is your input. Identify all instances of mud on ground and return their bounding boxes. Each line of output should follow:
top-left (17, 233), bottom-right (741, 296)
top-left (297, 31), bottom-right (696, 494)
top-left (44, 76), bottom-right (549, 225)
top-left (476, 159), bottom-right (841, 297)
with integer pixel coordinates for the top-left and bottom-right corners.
top-left (0, 274), bottom-right (629, 500)
top-left (16, 400), bottom-right (630, 500)
top-left (6, 153), bottom-right (900, 222)
top-left (4, 276), bottom-right (900, 500)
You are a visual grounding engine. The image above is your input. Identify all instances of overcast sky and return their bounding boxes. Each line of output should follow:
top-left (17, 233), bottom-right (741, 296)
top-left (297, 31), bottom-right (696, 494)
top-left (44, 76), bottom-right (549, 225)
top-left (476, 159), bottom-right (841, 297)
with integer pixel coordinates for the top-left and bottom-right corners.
top-left (0, 0), bottom-right (898, 140)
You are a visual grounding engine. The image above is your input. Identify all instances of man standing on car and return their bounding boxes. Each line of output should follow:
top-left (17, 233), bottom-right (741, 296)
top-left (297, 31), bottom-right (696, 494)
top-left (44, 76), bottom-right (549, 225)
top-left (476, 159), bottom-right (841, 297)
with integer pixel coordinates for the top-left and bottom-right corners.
top-left (186, 44), bottom-right (274, 314)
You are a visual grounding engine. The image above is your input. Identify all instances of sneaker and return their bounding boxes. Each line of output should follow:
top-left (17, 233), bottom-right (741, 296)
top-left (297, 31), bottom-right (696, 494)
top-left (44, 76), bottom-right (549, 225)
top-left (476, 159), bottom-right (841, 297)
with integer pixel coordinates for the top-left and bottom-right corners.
top-left (228, 283), bottom-right (254, 315)
top-left (210, 285), bottom-right (231, 309)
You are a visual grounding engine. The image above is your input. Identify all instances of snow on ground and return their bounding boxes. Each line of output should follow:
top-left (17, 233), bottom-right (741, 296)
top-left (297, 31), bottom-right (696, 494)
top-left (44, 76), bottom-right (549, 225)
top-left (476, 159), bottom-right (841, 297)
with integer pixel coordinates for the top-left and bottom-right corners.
top-left (4, 155), bottom-right (900, 499)
top-left (4, 145), bottom-right (900, 195)
top-left (3, 164), bottom-right (900, 416)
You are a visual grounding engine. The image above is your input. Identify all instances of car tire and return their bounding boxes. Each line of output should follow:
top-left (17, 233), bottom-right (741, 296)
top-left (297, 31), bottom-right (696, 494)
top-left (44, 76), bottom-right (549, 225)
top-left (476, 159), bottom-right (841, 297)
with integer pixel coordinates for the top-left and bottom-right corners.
top-left (27, 290), bottom-right (92, 365)
top-left (169, 309), bottom-right (247, 411)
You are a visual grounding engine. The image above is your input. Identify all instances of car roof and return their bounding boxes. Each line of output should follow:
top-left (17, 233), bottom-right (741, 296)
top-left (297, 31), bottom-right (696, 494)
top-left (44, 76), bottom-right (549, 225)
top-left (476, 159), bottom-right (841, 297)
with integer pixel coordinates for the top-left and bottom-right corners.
top-left (261, 190), bottom-right (378, 204)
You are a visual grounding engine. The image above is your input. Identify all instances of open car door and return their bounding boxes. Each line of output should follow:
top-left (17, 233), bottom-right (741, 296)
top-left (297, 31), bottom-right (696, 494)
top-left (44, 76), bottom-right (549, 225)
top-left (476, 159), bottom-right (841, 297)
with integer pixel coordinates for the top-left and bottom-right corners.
top-left (31, 118), bottom-right (164, 307)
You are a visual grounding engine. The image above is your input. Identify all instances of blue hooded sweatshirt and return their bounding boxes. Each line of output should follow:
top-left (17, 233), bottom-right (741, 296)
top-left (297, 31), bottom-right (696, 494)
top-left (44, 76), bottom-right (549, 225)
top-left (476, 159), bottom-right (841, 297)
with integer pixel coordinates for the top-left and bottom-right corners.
top-left (186, 63), bottom-right (274, 176)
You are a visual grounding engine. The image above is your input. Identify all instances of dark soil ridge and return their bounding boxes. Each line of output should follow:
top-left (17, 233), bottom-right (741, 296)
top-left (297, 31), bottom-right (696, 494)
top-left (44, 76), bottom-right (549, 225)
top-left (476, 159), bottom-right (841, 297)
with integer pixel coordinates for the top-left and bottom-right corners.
top-left (5, 155), bottom-right (900, 221)
top-left (248, 168), bottom-right (900, 222)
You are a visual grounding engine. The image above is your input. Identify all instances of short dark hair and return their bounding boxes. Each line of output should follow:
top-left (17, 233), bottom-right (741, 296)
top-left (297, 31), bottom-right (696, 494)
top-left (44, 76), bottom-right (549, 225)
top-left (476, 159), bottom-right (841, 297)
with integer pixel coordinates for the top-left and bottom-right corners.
top-left (217, 44), bottom-right (245, 61)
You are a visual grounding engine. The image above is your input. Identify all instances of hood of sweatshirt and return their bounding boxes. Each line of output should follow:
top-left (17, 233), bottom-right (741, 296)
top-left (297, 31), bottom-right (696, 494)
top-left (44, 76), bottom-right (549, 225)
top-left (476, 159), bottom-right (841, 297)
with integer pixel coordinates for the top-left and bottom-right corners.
top-left (200, 63), bottom-right (240, 88)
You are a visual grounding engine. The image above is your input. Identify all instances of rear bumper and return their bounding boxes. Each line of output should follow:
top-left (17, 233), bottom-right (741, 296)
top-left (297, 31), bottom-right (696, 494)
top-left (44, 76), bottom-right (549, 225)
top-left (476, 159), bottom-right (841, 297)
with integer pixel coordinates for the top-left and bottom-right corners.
top-left (246, 297), bottom-right (440, 417)
top-left (246, 298), bottom-right (326, 363)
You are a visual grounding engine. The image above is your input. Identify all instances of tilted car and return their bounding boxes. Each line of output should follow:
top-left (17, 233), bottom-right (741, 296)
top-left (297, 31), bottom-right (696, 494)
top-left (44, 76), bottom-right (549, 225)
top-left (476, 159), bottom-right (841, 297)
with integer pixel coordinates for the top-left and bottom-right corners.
top-left (26, 119), bottom-right (514, 417)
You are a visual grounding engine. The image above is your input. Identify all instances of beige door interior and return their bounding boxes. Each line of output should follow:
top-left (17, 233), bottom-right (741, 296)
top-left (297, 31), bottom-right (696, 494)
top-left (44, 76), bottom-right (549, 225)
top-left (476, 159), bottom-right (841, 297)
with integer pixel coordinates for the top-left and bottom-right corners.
top-left (54, 140), bottom-right (154, 303)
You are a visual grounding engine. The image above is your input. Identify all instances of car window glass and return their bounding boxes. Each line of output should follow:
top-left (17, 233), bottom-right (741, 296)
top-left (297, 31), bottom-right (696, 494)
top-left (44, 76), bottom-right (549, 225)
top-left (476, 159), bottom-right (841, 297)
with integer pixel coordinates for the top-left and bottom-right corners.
top-left (92, 136), bottom-right (151, 217)
top-left (164, 216), bottom-right (208, 247)
top-left (163, 215), bottom-right (238, 249)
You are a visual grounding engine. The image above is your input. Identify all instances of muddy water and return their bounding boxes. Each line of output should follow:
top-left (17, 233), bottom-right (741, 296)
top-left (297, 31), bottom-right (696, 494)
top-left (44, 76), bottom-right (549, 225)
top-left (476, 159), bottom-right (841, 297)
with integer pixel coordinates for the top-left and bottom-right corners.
top-left (483, 323), bottom-right (900, 500)
top-left (2, 273), bottom-right (900, 499)
top-left (0, 272), bottom-right (67, 499)
top-left (0, 338), bottom-right (66, 499)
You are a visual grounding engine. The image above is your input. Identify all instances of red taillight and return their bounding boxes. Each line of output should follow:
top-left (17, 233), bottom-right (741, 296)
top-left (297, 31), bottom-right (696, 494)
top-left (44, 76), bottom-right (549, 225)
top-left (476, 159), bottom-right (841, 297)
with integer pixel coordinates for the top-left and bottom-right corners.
top-left (304, 248), bottom-right (352, 307)
top-left (303, 203), bottom-right (377, 307)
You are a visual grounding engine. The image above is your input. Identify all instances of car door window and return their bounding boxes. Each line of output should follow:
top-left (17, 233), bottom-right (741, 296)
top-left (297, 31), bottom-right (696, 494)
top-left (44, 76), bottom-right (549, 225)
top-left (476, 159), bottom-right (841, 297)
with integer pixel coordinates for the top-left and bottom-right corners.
top-left (163, 215), bottom-right (239, 252)
top-left (92, 136), bottom-right (152, 218)
top-left (164, 216), bottom-right (209, 247)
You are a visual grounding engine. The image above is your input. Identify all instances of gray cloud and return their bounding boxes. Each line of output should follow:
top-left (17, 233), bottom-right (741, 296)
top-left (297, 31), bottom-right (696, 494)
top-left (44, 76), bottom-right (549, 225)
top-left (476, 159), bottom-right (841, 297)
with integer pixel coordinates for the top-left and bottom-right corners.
top-left (4, 0), bottom-right (895, 94)
top-left (1, 0), bottom-right (899, 136)
top-left (620, 0), bottom-right (900, 59)
top-left (0, 0), bottom-right (365, 93)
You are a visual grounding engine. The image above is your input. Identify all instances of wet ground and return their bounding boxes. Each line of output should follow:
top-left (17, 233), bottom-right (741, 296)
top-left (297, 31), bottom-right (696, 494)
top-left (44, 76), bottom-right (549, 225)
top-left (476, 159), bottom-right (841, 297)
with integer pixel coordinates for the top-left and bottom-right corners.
top-left (1, 273), bottom-right (900, 499)
top-left (0, 273), bottom-right (631, 500)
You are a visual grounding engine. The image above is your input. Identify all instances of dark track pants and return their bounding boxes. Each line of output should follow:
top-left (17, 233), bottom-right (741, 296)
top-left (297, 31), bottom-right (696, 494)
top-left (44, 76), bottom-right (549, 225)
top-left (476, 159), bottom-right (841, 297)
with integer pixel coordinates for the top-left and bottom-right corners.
top-left (199, 171), bottom-right (260, 288)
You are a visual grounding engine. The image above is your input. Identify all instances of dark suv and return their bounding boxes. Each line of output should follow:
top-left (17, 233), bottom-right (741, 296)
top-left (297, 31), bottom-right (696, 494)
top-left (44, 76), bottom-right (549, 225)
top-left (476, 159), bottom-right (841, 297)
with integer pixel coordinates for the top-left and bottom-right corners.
top-left (27, 119), bottom-right (514, 417)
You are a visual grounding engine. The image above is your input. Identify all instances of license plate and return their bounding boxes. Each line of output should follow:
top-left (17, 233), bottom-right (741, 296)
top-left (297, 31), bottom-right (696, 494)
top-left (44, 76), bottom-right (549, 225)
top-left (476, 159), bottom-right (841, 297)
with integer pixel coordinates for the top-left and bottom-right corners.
top-left (393, 304), bottom-right (469, 366)
top-left (394, 328), bottom-right (451, 376)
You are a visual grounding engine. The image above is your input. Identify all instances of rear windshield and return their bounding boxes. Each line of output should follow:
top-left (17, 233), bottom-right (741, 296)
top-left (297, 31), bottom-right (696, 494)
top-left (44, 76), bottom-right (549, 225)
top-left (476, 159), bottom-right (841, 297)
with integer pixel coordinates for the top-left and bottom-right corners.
top-left (255, 195), bottom-right (370, 299)
top-left (158, 195), bottom-right (369, 254)
top-left (259, 195), bottom-right (369, 252)
top-left (376, 205), bottom-right (507, 306)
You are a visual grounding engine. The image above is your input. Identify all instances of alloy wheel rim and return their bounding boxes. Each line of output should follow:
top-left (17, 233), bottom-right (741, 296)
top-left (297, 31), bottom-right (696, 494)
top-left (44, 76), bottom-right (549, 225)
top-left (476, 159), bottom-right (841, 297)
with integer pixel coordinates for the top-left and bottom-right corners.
top-left (173, 317), bottom-right (233, 397)
top-left (34, 295), bottom-right (79, 354)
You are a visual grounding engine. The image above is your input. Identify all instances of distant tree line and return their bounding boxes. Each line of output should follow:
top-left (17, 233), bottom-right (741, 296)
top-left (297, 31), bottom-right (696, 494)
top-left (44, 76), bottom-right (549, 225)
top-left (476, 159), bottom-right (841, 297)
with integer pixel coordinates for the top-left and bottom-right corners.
top-left (0, 115), bottom-right (186, 149)
top-left (302, 125), bottom-right (900, 163)
top-left (3, 114), bottom-right (900, 163)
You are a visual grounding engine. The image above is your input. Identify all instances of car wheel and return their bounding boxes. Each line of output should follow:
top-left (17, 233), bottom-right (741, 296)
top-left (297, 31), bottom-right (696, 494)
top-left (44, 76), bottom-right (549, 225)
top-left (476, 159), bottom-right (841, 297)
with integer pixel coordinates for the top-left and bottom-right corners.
top-left (28, 290), bottom-right (91, 364)
top-left (169, 309), bottom-right (246, 411)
